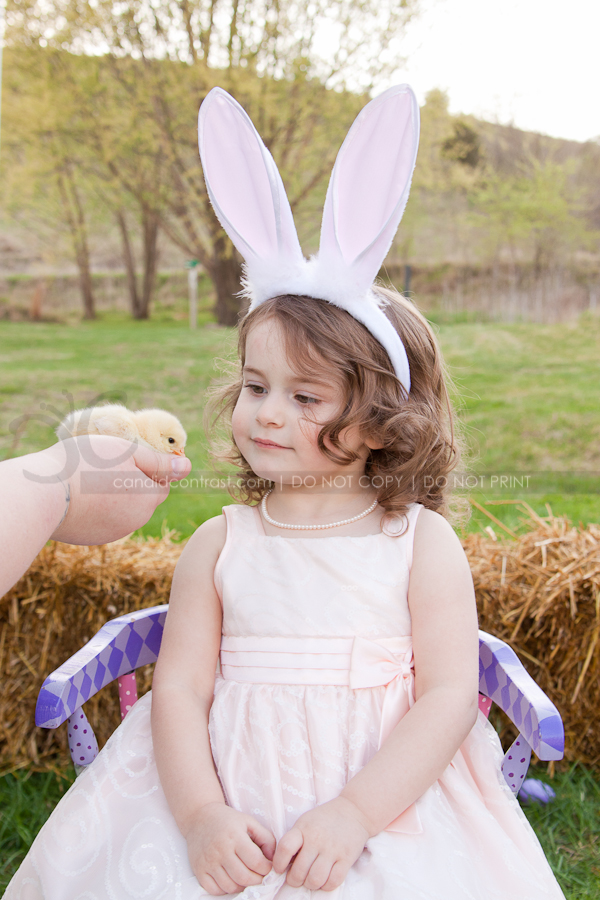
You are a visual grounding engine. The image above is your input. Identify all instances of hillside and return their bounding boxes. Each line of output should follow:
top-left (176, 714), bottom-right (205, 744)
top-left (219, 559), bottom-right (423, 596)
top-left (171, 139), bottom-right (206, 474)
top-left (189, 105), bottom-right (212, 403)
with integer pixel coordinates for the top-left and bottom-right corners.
top-left (1, 54), bottom-right (599, 322)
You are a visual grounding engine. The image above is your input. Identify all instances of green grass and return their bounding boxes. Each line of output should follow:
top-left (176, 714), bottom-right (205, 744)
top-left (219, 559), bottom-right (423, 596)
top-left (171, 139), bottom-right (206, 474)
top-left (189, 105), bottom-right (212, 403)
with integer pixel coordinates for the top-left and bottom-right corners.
top-left (522, 765), bottom-right (600, 899)
top-left (439, 312), bottom-right (600, 534)
top-left (1, 308), bottom-right (599, 538)
top-left (445, 315), bottom-right (600, 474)
top-left (1, 765), bottom-right (599, 896)
top-left (0, 309), bottom-right (239, 538)
top-left (0, 768), bottom-right (75, 892)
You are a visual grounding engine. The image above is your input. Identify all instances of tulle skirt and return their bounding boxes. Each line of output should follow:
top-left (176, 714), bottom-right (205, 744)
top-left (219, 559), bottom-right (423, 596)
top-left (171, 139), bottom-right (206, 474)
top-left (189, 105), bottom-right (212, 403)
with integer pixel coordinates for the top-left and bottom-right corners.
top-left (6, 682), bottom-right (565, 899)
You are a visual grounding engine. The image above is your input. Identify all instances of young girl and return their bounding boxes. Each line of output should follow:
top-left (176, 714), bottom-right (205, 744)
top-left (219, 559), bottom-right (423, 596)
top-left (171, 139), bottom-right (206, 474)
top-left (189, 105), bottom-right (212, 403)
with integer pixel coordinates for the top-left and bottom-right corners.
top-left (7, 86), bottom-right (565, 900)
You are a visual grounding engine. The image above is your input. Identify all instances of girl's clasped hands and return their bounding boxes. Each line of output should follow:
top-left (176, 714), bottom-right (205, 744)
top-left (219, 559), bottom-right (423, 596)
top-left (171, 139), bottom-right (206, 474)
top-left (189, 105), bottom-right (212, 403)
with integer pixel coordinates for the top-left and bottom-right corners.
top-left (187, 797), bottom-right (371, 895)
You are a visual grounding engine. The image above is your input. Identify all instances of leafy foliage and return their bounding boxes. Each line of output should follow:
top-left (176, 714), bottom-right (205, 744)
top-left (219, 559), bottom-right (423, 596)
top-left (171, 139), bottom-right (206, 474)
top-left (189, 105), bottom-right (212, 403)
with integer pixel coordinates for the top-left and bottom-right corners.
top-left (2, 0), bottom-right (417, 322)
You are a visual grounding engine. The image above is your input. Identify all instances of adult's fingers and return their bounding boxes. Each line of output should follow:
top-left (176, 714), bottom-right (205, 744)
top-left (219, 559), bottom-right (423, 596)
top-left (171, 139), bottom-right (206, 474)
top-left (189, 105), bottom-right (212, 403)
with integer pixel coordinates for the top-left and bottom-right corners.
top-left (246, 819), bottom-right (277, 864)
top-left (132, 444), bottom-right (191, 484)
top-left (272, 826), bottom-right (303, 873)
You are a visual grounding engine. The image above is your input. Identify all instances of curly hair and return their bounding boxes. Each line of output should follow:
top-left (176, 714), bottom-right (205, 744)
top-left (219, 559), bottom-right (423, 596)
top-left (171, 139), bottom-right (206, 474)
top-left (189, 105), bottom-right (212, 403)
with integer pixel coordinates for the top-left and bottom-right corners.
top-left (203, 287), bottom-right (466, 522)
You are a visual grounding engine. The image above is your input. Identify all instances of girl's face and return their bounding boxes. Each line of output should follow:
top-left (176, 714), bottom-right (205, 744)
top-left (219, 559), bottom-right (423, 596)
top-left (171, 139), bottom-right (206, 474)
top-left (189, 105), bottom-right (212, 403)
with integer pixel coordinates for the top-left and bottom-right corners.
top-left (232, 319), bottom-right (376, 489)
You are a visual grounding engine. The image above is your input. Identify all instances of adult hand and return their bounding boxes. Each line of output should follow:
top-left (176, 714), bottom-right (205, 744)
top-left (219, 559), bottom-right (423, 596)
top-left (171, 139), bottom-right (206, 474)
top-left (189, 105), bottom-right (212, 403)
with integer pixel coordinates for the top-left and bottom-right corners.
top-left (184, 802), bottom-right (275, 896)
top-left (46, 435), bottom-right (191, 544)
top-left (272, 797), bottom-right (369, 892)
top-left (0, 436), bottom-right (191, 597)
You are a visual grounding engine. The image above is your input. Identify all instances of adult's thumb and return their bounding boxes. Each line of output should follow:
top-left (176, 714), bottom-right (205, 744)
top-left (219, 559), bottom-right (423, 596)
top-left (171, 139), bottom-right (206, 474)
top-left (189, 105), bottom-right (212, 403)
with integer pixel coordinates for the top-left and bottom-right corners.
top-left (133, 445), bottom-right (191, 484)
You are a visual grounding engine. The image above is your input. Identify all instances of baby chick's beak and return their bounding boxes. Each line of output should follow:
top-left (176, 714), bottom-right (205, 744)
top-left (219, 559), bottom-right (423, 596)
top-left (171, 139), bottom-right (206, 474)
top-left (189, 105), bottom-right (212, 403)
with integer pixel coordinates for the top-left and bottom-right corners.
top-left (173, 447), bottom-right (186, 456)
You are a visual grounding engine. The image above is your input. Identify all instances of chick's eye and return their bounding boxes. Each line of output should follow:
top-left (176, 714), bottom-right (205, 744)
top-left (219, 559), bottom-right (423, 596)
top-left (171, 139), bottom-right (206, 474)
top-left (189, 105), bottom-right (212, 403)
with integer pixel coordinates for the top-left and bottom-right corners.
top-left (168, 437), bottom-right (175, 444)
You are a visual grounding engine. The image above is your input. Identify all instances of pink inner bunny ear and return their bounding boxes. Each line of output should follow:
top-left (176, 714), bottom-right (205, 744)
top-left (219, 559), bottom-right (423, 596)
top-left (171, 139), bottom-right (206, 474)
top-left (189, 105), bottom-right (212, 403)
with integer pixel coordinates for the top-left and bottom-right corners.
top-left (198, 88), bottom-right (302, 264)
top-left (320, 85), bottom-right (420, 286)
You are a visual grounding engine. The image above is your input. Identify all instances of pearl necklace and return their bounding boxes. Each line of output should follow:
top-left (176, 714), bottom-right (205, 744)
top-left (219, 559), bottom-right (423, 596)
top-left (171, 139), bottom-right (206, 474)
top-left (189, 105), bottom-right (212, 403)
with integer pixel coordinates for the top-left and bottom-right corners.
top-left (261, 489), bottom-right (378, 530)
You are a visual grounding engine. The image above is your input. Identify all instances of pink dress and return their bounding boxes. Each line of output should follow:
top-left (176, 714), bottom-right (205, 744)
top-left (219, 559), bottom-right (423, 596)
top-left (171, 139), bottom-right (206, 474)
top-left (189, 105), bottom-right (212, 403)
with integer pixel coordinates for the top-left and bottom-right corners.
top-left (7, 503), bottom-right (565, 899)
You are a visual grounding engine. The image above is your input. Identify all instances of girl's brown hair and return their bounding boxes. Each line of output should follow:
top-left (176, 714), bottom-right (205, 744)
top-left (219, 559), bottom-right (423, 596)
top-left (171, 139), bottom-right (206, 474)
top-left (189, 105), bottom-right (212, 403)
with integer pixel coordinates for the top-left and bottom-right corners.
top-left (204, 288), bottom-right (466, 522)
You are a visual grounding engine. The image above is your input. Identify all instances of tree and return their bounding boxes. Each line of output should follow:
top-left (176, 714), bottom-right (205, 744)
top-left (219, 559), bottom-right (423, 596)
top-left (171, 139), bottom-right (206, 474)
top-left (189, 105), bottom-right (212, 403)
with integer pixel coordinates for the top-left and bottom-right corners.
top-left (5, 0), bottom-right (419, 323)
top-left (442, 121), bottom-right (481, 169)
top-left (83, 58), bottom-right (169, 320)
top-left (56, 158), bottom-right (97, 319)
top-left (392, 89), bottom-right (483, 268)
top-left (1, 47), bottom-right (103, 318)
top-left (470, 159), bottom-right (589, 271)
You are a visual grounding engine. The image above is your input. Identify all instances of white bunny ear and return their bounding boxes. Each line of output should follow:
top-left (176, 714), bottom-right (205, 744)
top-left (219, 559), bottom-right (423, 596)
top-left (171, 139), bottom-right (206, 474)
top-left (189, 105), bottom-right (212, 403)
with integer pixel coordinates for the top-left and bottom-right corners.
top-left (199, 84), bottom-right (417, 394)
top-left (318, 84), bottom-right (420, 290)
top-left (198, 88), bottom-right (304, 298)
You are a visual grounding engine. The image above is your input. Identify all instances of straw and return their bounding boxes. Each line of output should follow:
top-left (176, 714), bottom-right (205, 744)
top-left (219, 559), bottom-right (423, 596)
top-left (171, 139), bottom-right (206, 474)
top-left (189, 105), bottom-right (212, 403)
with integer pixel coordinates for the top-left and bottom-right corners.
top-left (0, 534), bottom-right (182, 773)
top-left (2, 505), bottom-right (599, 771)
top-left (466, 502), bottom-right (600, 767)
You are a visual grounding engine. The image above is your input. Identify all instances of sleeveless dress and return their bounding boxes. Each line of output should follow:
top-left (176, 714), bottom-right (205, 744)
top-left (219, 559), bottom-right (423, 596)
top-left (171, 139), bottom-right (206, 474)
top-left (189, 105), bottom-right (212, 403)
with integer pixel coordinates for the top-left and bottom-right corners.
top-left (6, 503), bottom-right (566, 900)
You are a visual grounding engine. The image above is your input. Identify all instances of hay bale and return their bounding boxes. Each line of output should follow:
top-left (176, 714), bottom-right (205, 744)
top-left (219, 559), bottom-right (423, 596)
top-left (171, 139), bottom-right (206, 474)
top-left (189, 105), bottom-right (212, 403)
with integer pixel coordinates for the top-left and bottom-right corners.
top-left (0, 534), bottom-right (182, 773)
top-left (1, 507), bottom-right (599, 772)
top-left (464, 503), bottom-right (600, 768)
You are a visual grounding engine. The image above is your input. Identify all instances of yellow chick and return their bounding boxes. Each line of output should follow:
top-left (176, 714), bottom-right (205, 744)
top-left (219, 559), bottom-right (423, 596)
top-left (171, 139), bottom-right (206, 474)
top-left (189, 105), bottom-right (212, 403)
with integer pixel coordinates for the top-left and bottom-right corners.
top-left (56, 403), bottom-right (187, 456)
top-left (133, 408), bottom-right (188, 456)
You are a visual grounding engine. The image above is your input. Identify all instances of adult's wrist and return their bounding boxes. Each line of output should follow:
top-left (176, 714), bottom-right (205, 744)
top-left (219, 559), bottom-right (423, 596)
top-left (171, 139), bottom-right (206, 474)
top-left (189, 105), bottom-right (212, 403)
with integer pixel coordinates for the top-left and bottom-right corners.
top-left (12, 449), bottom-right (69, 534)
top-left (0, 450), bottom-right (72, 597)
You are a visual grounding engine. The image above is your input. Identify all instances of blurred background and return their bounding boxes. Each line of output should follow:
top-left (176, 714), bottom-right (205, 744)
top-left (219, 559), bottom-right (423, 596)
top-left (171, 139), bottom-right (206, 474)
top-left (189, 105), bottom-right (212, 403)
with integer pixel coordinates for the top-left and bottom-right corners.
top-left (2, 0), bottom-right (600, 324)
top-left (0, 0), bottom-right (599, 537)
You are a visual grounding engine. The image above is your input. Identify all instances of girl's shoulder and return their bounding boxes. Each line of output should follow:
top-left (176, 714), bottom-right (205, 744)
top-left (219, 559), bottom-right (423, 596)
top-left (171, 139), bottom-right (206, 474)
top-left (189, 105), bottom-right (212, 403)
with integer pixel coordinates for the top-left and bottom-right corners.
top-left (177, 511), bottom-right (228, 570)
top-left (182, 504), bottom-right (254, 566)
top-left (411, 506), bottom-right (470, 575)
top-left (413, 506), bottom-right (459, 540)
top-left (193, 510), bottom-right (228, 539)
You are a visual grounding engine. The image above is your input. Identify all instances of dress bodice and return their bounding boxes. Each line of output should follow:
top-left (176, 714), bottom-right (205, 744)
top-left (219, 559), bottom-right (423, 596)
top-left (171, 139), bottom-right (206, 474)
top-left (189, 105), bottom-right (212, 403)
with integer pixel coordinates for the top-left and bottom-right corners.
top-left (213, 503), bottom-right (421, 639)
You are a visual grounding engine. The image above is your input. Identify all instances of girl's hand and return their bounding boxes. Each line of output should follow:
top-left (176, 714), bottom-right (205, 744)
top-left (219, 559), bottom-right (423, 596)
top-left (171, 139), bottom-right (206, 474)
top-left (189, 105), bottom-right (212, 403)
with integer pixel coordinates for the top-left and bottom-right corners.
top-left (185, 802), bottom-right (276, 896)
top-left (272, 797), bottom-right (370, 892)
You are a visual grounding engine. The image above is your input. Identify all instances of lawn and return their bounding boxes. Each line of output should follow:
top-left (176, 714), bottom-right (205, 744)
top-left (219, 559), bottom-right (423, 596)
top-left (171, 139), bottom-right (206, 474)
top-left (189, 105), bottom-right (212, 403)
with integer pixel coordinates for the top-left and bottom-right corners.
top-left (1, 307), bottom-right (599, 538)
top-left (1, 307), bottom-right (600, 896)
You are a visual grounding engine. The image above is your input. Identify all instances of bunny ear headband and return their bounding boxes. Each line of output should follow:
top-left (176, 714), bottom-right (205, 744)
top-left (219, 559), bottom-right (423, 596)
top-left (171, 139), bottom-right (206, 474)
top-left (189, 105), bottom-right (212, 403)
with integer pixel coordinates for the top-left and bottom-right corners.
top-left (198, 84), bottom-right (420, 394)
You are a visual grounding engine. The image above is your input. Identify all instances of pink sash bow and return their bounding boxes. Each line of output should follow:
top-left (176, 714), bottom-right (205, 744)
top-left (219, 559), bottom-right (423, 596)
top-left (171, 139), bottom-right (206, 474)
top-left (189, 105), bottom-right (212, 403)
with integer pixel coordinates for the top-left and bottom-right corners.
top-left (220, 633), bottom-right (423, 835)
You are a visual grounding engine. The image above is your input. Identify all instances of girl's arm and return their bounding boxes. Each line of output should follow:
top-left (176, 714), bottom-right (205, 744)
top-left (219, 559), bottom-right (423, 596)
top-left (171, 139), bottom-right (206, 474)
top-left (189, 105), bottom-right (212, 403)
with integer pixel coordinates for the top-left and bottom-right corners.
top-left (151, 516), bottom-right (276, 896)
top-left (339, 507), bottom-right (479, 831)
top-left (273, 508), bottom-right (479, 891)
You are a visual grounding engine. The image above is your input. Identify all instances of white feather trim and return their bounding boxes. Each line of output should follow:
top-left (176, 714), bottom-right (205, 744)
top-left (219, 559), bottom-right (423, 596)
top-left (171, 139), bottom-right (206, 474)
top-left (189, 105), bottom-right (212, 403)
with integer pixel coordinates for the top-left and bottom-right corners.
top-left (244, 255), bottom-right (411, 393)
